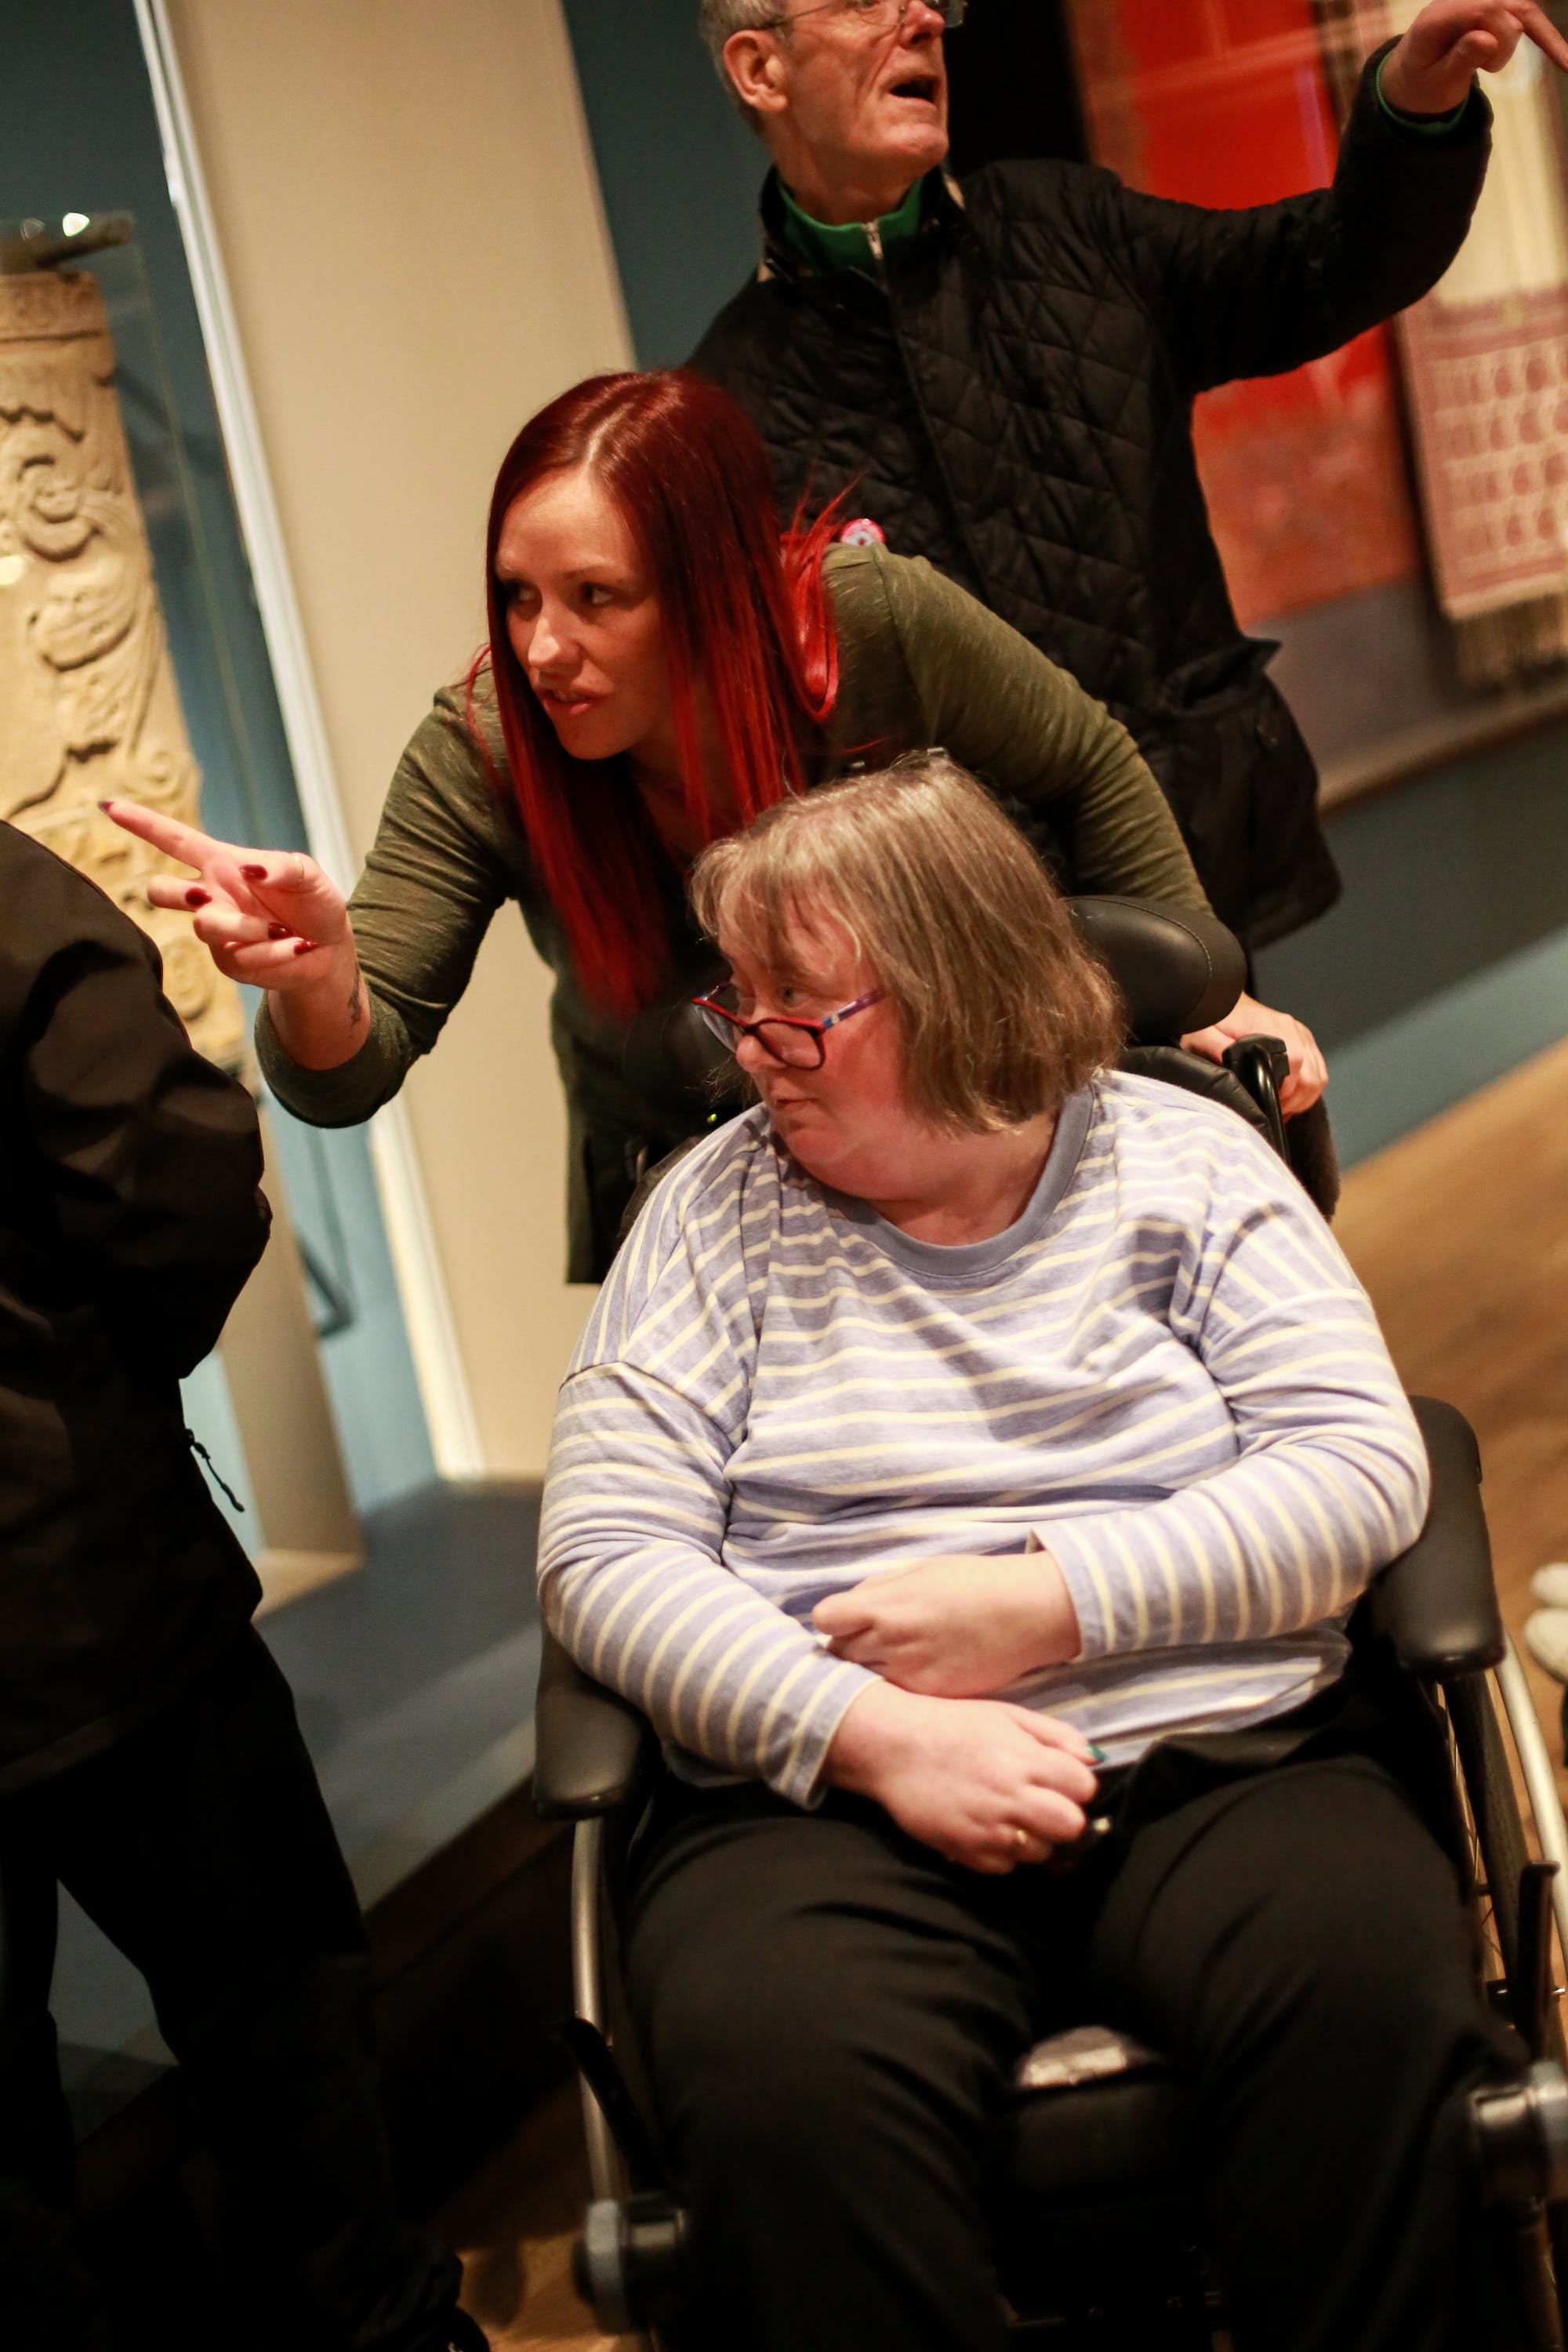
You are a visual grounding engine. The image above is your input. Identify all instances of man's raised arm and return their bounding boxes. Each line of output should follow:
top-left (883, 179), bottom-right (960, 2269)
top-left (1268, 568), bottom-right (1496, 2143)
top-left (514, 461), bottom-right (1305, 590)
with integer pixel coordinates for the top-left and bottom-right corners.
top-left (1100, 2), bottom-right (1568, 395)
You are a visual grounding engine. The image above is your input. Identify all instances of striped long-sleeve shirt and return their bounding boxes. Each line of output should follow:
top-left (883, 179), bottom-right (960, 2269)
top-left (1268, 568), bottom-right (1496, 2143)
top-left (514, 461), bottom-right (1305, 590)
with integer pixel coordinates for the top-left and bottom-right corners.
top-left (539, 1075), bottom-right (1429, 1808)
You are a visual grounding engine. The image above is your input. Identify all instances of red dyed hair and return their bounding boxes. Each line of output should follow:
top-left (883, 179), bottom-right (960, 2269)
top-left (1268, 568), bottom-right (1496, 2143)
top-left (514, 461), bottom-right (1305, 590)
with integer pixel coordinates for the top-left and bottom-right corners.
top-left (470, 370), bottom-right (842, 1016)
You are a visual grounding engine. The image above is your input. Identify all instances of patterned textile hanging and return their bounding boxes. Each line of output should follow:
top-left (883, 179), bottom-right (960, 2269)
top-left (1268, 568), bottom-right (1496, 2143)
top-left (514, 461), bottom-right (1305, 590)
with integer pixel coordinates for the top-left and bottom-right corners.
top-left (1335, 1), bottom-right (1568, 687)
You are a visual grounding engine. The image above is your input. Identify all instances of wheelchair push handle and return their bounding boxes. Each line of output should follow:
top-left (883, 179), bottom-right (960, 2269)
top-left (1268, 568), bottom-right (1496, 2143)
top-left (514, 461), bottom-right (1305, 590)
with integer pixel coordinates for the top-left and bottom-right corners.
top-left (1221, 1033), bottom-right (1290, 1159)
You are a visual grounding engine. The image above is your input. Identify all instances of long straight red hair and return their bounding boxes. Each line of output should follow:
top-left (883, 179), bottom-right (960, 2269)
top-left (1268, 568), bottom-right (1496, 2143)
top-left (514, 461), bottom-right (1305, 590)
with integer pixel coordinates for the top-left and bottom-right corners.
top-left (472, 371), bottom-right (842, 1016)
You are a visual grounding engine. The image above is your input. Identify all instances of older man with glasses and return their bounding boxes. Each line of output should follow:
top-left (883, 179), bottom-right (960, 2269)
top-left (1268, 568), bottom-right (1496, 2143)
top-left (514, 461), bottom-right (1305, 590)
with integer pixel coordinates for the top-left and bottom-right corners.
top-left (690, 0), bottom-right (1567, 971)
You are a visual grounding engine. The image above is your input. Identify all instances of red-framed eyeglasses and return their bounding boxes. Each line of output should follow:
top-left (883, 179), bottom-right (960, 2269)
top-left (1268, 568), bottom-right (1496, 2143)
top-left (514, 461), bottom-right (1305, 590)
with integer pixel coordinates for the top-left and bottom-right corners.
top-left (691, 985), bottom-right (885, 1069)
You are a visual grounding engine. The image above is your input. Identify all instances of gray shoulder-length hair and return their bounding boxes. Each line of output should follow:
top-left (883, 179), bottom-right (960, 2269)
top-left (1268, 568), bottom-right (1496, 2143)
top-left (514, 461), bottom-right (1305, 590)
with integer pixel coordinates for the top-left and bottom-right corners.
top-left (688, 753), bottom-right (1125, 1132)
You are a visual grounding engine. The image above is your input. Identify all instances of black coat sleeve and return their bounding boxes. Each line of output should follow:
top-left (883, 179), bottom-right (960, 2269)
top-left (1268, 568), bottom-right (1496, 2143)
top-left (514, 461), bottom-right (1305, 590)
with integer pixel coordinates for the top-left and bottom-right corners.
top-left (1096, 43), bottom-right (1491, 395)
top-left (1, 833), bottom-right (270, 1380)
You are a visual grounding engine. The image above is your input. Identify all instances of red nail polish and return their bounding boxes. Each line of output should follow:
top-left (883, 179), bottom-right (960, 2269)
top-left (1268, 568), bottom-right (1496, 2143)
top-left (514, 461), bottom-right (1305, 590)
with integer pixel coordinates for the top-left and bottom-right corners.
top-left (267, 922), bottom-right (292, 941)
top-left (97, 799), bottom-right (115, 812)
top-left (293, 939), bottom-right (318, 956)
top-left (240, 863), bottom-right (268, 880)
top-left (185, 887), bottom-right (210, 908)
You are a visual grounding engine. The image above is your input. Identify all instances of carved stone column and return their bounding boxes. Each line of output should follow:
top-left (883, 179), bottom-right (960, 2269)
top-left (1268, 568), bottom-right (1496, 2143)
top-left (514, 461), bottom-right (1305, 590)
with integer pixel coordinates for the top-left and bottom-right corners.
top-left (0, 266), bottom-right (244, 1069)
top-left (0, 263), bottom-right (361, 1604)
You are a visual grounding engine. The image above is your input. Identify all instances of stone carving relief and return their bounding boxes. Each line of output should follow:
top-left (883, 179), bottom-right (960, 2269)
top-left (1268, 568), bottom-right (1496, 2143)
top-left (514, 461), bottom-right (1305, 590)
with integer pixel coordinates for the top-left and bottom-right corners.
top-left (0, 268), bottom-right (245, 1068)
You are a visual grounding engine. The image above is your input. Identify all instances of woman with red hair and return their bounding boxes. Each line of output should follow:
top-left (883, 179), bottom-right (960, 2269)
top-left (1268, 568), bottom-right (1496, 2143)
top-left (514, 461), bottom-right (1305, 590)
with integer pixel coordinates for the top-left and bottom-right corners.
top-left (107, 371), bottom-right (1323, 1279)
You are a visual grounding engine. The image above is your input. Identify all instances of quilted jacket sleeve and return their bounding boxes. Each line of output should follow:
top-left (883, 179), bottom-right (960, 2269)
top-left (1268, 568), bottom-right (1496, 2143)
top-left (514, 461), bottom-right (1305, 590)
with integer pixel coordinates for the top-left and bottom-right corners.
top-left (1094, 43), bottom-right (1490, 397)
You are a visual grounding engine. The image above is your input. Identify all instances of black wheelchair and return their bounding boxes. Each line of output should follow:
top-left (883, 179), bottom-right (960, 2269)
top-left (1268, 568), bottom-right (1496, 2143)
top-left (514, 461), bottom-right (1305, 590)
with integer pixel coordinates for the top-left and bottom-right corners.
top-left (533, 899), bottom-right (1568, 2349)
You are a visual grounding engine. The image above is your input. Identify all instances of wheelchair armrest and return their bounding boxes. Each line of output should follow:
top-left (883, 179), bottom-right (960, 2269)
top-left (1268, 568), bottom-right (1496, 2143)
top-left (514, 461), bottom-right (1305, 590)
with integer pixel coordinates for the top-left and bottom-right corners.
top-left (534, 1627), bottom-right (657, 1819)
top-left (1368, 1396), bottom-right (1504, 1680)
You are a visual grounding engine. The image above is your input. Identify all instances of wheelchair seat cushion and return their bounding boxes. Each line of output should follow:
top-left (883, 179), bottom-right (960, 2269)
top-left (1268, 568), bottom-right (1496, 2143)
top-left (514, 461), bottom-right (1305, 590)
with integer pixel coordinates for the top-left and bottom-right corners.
top-left (1011, 2029), bottom-right (1192, 2201)
top-left (1014, 2022), bottom-right (1165, 2094)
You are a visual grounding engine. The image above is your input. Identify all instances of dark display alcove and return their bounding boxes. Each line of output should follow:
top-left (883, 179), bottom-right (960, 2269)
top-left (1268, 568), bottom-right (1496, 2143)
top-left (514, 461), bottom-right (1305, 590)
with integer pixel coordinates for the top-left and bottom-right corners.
top-left (945, 0), bottom-right (1087, 172)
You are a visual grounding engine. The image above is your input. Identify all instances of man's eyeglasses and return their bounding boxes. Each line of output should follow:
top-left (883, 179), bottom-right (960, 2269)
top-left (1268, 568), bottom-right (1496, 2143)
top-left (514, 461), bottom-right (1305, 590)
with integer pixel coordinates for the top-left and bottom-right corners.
top-left (757, 0), bottom-right (966, 34)
top-left (691, 984), bottom-right (885, 1069)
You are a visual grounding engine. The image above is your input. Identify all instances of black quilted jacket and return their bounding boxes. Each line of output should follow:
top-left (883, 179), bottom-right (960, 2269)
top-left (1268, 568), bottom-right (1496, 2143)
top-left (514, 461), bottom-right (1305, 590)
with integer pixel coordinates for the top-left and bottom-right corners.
top-left (691, 53), bottom-right (1490, 951)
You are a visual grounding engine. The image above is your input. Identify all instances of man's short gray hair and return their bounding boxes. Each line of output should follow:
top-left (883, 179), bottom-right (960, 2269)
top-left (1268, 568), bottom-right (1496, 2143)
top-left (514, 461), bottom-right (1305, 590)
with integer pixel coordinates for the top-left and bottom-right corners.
top-left (699, 1), bottom-right (789, 122)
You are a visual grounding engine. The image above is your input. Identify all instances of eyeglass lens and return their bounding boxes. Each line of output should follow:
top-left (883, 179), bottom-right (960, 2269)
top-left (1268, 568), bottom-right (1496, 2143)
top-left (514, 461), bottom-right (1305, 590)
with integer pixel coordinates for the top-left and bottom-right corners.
top-left (698, 1002), bottom-right (825, 1068)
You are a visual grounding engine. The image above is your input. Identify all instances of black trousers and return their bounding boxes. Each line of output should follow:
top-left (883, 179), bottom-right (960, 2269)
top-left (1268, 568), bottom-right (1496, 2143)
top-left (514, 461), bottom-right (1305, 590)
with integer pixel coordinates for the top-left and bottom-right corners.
top-left (626, 1733), bottom-right (1526, 2352)
top-left (0, 1628), bottom-right (461, 2350)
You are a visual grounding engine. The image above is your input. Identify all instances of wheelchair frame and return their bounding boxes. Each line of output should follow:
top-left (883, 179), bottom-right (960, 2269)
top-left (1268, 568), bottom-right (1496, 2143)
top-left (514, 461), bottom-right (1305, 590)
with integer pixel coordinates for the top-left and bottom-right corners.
top-left (533, 902), bottom-right (1568, 2349)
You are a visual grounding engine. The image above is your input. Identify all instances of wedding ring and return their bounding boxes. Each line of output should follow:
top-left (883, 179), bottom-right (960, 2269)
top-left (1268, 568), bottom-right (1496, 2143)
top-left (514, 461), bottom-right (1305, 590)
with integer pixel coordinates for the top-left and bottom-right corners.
top-left (1014, 1826), bottom-right (1030, 1850)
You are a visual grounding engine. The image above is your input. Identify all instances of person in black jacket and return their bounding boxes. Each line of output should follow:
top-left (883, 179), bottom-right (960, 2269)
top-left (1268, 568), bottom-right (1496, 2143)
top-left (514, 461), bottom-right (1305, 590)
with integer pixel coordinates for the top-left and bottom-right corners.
top-left (692, 0), bottom-right (1567, 955)
top-left (0, 824), bottom-right (482, 2350)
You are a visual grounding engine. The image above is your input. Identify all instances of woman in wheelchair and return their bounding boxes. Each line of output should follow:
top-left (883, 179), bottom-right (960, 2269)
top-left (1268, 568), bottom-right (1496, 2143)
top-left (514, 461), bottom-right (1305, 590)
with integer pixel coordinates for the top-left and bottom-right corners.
top-left (539, 755), bottom-right (1524, 2352)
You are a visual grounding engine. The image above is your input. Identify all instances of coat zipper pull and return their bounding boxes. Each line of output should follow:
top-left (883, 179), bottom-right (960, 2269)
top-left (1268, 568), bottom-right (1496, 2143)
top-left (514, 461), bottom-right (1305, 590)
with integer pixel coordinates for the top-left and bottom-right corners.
top-left (863, 218), bottom-right (885, 270)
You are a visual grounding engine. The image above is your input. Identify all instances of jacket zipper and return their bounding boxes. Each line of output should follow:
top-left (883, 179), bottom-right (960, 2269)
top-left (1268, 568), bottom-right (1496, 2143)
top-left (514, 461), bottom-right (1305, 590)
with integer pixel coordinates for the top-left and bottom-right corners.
top-left (857, 213), bottom-right (991, 601)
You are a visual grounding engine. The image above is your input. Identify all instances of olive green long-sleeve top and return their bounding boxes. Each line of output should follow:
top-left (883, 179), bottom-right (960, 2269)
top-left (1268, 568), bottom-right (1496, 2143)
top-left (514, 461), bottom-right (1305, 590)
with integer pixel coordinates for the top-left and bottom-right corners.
top-left (258, 543), bottom-right (1208, 1279)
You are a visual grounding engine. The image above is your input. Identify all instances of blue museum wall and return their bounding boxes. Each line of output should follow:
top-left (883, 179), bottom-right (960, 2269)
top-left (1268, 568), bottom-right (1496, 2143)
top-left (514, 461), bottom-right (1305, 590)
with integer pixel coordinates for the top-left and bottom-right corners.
top-left (1, 0), bottom-right (434, 1508)
top-left (562, 0), bottom-right (764, 365)
top-left (1253, 722), bottom-right (1568, 1163)
top-left (563, 1), bottom-right (1568, 1167)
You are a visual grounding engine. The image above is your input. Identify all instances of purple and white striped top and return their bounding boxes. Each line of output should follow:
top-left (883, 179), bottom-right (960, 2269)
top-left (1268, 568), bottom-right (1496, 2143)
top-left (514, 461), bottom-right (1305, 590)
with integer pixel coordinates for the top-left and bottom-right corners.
top-left (539, 1075), bottom-right (1428, 1808)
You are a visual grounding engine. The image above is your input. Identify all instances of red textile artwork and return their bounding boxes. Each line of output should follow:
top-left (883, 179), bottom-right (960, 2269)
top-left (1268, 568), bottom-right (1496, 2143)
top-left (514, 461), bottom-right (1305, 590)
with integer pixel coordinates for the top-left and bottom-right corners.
top-left (1065, 0), bottom-right (1422, 626)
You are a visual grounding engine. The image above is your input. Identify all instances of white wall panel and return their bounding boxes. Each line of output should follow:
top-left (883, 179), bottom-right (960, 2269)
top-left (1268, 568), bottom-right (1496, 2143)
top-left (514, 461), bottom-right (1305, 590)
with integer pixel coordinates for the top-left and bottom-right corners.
top-left (164, 0), bottom-right (633, 1472)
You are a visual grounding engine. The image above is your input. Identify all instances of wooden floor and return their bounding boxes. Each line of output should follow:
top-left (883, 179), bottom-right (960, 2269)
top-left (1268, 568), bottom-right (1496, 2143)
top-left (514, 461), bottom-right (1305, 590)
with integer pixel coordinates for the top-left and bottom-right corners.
top-left (1334, 1036), bottom-right (1568, 1750)
top-left (437, 2079), bottom-right (614, 2352)
top-left (439, 1040), bottom-right (1568, 2350)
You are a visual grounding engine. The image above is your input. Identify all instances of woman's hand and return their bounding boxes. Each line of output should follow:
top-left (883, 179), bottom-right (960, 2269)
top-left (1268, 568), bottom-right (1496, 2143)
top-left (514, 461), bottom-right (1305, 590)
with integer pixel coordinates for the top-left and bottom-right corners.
top-left (815, 1552), bottom-right (1080, 1697)
top-left (102, 799), bottom-right (368, 1069)
top-left (824, 1679), bottom-right (1098, 1872)
top-left (1381, 2), bottom-right (1568, 115)
top-left (103, 798), bottom-right (348, 981)
top-left (1180, 989), bottom-right (1327, 1117)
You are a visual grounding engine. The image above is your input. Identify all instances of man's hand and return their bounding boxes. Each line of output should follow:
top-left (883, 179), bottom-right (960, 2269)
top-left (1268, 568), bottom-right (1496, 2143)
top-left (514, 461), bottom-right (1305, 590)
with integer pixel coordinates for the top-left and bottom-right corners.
top-left (814, 1552), bottom-right (1080, 1697)
top-left (824, 1679), bottom-right (1098, 1872)
top-left (1381, 2), bottom-right (1568, 117)
top-left (1181, 990), bottom-right (1327, 1117)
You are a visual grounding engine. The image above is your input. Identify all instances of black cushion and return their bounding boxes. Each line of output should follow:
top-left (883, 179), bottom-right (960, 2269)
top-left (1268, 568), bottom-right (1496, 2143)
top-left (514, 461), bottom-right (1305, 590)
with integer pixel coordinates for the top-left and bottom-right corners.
top-left (1070, 898), bottom-right (1247, 1040)
top-left (1011, 2064), bottom-right (1194, 2202)
top-left (1370, 1397), bottom-right (1502, 1679)
top-left (534, 1628), bottom-right (656, 1818)
top-left (1001, 2063), bottom-right (1204, 2319)
top-left (1118, 1043), bottom-right (1271, 1139)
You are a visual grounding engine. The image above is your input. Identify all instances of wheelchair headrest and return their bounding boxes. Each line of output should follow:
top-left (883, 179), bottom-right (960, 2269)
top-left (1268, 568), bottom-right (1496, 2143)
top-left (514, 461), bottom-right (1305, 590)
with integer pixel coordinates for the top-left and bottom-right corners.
top-left (1068, 898), bottom-right (1246, 1043)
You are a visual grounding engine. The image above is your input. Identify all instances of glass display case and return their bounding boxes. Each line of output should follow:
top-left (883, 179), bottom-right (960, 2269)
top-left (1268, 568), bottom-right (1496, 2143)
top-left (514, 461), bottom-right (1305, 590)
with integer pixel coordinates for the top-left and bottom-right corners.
top-left (0, 201), bottom-right (538, 2133)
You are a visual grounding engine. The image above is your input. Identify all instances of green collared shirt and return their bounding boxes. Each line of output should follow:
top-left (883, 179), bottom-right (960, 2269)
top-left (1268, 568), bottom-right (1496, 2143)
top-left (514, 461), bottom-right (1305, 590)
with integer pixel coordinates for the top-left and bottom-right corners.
top-left (778, 171), bottom-right (925, 277)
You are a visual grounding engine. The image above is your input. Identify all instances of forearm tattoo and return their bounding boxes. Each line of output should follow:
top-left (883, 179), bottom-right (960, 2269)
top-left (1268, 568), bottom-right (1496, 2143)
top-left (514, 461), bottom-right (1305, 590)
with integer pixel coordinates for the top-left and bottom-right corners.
top-left (347, 961), bottom-right (365, 1030)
